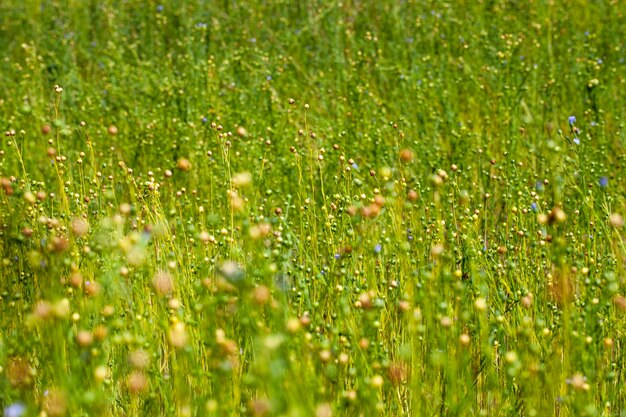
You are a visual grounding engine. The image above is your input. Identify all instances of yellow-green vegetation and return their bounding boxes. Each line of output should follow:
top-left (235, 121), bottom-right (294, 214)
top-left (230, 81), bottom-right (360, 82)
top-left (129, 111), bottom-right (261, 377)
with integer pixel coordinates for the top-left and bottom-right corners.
top-left (1, 1), bottom-right (626, 416)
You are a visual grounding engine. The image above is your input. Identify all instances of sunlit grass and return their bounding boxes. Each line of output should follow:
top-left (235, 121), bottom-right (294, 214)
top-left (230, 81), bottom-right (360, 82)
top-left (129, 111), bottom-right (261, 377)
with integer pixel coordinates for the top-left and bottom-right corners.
top-left (1, 1), bottom-right (626, 416)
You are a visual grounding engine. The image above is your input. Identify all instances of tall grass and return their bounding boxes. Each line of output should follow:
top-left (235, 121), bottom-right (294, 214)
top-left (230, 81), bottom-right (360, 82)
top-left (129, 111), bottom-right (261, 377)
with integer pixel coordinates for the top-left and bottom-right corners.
top-left (1, 1), bottom-right (626, 416)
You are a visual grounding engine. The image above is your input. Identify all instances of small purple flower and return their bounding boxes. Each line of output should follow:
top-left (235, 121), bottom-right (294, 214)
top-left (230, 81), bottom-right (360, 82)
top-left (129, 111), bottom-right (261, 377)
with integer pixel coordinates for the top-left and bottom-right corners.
top-left (599, 176), bottom-right (608, 187)
top-left (201, 117), bottom-right (207, 123)
top-left (374, 244), bottom-right (382, 253)
top-left (141, 229), bottom-right (152, 242)
top-left (266, 75), bottom-right (272, 81)
top-left (156, 4), bottom-right (164, 12)
top-left (568, 116), bottom-right (576, 126)
top-left (573, 137), bottom-right (580, 145)
top-left (351, 163), bottom-right (358, 170)
top-left (4, 403), bottom-right (26, 417)
top-left (530, 202), bottom-right (538, 212)
top-left (334, 253), bottom-right (340, 259)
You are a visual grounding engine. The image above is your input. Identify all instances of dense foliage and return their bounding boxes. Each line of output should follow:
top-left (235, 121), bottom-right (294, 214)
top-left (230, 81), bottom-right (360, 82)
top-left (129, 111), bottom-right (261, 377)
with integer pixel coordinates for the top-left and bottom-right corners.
top-left (1, 1), bottom-right (626, 416)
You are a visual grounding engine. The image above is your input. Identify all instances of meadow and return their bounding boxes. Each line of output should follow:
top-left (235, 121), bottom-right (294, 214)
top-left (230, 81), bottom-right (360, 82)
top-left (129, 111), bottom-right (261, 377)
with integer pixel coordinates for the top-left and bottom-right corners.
top-left (1, 1), bottom-right (626, 416)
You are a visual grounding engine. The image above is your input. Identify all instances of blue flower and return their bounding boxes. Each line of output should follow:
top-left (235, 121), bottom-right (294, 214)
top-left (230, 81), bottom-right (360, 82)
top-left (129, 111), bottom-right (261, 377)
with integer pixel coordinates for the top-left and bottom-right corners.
top-left (568, 116), bottom-right (576, 126)
top-left (201, 117), bottom-right (208, 123)
top-left (334, 253), bottom-right (340, 259)
top-left (530, 202), bottom-right (538, 212)
top-left (573, 137), bottom-right (580, 145)
top-left (599, 176), bottom-right (608, 187)
top-left (156, 5), bottom-right (164, 12)
top-left (4, 403), bottom-right (26, 417)
top-left (374, 244), bottom-right (382, 253)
